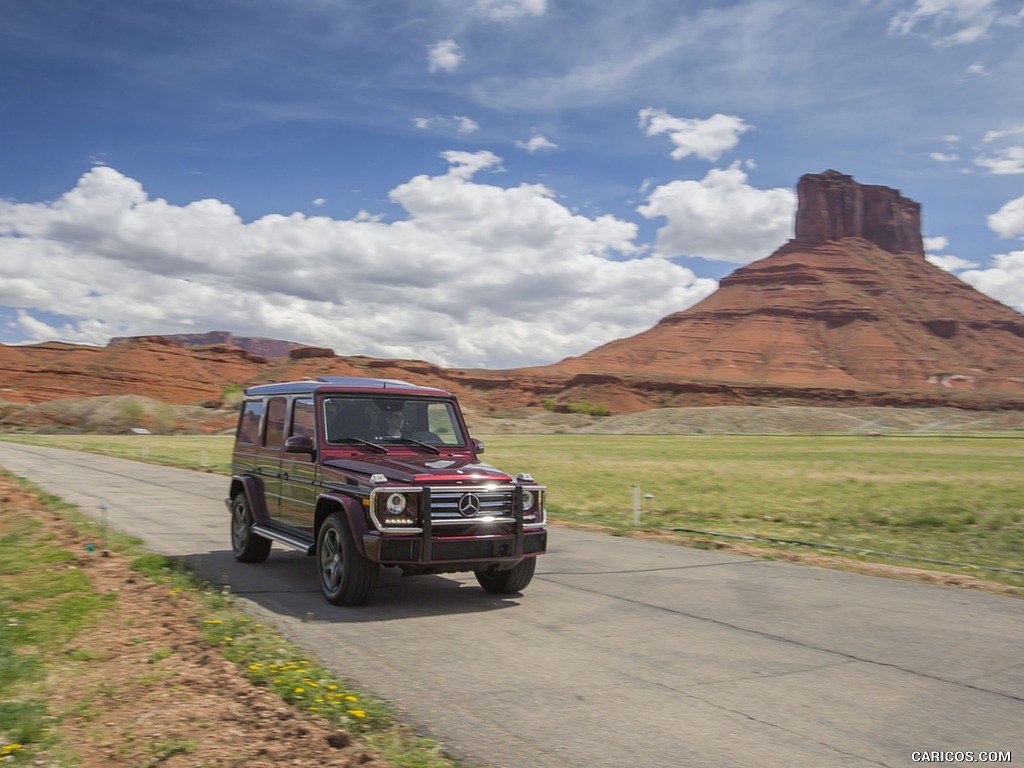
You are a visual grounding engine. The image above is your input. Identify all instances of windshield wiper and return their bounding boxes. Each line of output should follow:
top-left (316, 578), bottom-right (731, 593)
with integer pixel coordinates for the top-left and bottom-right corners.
top-left (388, 437), bottom-right (442, 454)
top-left (334, 437), bottom-right (388, 454)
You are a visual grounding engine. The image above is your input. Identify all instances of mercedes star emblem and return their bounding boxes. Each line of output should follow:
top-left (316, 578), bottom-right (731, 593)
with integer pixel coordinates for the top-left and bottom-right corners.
top-left (458, 493), bottom-right (482, 517)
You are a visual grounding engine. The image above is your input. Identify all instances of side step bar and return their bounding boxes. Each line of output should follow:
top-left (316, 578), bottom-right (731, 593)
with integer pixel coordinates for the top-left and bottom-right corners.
top-left (251, 524), bottom-right (315, 555)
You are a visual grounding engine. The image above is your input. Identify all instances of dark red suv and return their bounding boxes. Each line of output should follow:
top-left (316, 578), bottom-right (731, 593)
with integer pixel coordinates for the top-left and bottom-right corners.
top-left (226, 376), bottom-right (547, 605)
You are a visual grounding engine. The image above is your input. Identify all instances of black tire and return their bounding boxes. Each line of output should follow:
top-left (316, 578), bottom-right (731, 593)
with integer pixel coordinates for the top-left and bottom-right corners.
top-left (475, 557), bottom-right (537, 595)
top-left (231, 493), bottom-right (271, 563)
top-left (317, 512), bottom-right (379, 606)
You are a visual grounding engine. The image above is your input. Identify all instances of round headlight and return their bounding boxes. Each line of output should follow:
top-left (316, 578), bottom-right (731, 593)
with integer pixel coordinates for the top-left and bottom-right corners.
top-left (386, 493), bottom-right (407, 514)
top-left (522, 490), bottom-right (535, 511)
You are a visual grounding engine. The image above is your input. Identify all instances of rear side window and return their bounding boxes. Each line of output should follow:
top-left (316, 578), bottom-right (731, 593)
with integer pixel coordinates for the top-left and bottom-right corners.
top-left (263, 397), bottom-right (287, 448)
top-left (237, 400), bottom-right (264, 445)
top-left (291, 398), bottom-right (315, 438)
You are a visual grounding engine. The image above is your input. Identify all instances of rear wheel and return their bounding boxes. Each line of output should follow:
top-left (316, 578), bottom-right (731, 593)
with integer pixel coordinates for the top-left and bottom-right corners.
top-left (231, 493), bottom-right (271, 563)
top-left (317, 512), bottom-right (379, 606)
top-left (475, 557), bottom-right (536, 594)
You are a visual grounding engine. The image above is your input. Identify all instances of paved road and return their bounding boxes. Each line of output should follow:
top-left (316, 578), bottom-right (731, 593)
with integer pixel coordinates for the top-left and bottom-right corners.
top-left (2, 441), bottom-right (1021, 768)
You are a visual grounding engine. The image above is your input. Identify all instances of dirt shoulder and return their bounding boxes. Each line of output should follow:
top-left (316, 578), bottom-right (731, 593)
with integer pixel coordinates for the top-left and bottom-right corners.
top-left (4, 475), bottom-right (386, 768)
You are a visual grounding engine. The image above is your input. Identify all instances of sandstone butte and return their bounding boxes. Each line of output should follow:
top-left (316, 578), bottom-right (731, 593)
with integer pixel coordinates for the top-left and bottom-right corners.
top-left (1, 169), bottom-right (1023, 416)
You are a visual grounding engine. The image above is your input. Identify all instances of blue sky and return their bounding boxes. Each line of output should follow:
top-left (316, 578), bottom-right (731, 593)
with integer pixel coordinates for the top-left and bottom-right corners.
top-left (2, 0), bottom-right (1023, 369)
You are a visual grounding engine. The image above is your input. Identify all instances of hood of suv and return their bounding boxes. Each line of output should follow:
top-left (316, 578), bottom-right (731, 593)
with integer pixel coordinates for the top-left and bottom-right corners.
top-left (322, 454), bottom-right (514, 485)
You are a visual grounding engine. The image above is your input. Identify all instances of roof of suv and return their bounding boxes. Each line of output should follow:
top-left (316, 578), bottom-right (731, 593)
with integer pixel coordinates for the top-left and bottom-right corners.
top-left (244, 376), bottom-right (451, 398)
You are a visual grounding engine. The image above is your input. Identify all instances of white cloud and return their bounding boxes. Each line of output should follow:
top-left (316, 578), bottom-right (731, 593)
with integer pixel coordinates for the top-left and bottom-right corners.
top-left (454, 116), bottom-right (479, 134)
top-left (926, 254), bottom-right (979, 271)
top-left (428, 39), bottom-right (464, 73)
top-left (982, 126), bottom-right (1024, 142)
top-left (959, 251), bottom-right (1024, 310)
top-left (515, 134), bottom-right (557, 153)
top-left (312, 198), bottom-right (326, 206)
top-left (636, 163), bottom-right (796, 263)
top-left (988, 194), bottom-right (1024, 237)
top-left (414, 115), bottom-right (480, 134)
top-left (0, 162), bottom-right (717, 369)
top-left (930, 152), bottom-right (959, 162)
top-left (924, 236), bottom-right (950, 250)
top-left (966, 62), bottom-right (988, 75)
top-left (638, 110), bottom-right (752, 162)
top-left (473, 0), bottom-right (546, 22)
top-left (888, 0), bottom-right (1006, 46)
top-left (975, 146), bottom-right (1024, 174)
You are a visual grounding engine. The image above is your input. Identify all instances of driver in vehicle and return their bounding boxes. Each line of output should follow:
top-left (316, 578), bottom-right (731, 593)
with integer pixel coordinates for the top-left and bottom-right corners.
top-left (383, 409), bottom-right (405, 437)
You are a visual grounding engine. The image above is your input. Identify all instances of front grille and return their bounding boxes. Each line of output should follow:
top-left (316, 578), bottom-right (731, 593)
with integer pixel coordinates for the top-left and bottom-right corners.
top-left (429, 486), bottom-right (513, 521)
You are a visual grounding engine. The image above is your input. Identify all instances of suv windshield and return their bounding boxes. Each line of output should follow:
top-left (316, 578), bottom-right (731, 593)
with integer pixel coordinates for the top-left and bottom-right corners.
top-left (322, 396), bottom-right (466, 448)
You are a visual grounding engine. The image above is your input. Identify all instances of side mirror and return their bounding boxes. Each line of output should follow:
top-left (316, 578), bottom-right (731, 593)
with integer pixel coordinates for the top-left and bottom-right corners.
top-left (285, 434), bottom-right (316, 455)
top-left (472, 438), bottom-right (485, 454)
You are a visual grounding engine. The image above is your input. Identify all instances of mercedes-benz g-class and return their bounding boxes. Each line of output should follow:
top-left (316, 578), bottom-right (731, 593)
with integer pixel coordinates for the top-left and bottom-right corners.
top-left (226, 376), bottom-right (547, 605)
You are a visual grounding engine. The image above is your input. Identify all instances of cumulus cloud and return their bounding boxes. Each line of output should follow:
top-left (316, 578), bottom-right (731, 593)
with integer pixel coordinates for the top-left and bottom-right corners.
top-left (959, 251), bottom-right (1024, 310)
top-left (515, 134), bottom-right (557, 153)
top-left (930, 152), bottom-right (959, 162)
top-left (926, 254), bottom-right (979, 271)
top-left (888, 0), bottom-right (1010, 46)
top-left (0, 161), bottom-right (717, 368)
top-left (638, 110), bottom-right (752, 162)
top-left (636, 163), bottom-right (795, 263)
top-left (975, 146), bottom-right (1024, 174)
top-left (988, 194), bottom-right (1024, 237)
top-left (473, 0), bottom-right (546, 22)
top-left (428, 39), bottom-right (464, 73)
top-left (924, 236), bottom-right (950, 251)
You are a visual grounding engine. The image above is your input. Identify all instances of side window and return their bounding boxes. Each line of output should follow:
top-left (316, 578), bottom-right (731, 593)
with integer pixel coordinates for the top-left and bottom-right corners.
top-left (237, 400), bottom-right (264, 445)
top-left (426, 402), bottom-right (464, 445)
top-left (291, 398), bottom-right (315, 439)
top-left (263, 396), bottom-right (287, 449)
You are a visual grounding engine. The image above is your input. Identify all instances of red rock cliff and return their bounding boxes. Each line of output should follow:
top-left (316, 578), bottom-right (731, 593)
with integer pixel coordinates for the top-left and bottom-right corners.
top-left (795, 169), bottom-right (924, 255)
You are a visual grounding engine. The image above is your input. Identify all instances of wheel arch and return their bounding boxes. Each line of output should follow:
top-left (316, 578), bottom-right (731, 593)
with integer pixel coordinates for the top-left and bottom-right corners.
top-left (229, 474), bottom-right (270, 525)
top-left (314, 493), bottom-right (369, 551)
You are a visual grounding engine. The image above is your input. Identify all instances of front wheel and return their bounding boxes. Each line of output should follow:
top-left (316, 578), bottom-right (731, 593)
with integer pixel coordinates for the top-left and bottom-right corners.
top-left (475, 557), bottom-right (537, 594)
top-left (231, 493), bottom-right (271, 563)
top-left (317, 512), bottom-right (378, 606)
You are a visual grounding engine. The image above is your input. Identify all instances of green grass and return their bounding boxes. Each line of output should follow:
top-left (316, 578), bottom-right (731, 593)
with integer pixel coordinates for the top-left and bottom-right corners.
top-left (2, 432), bottom-right (1022, 589)
top-left (484, 434), bottom-right (1024, 587)
top-left (0, 477), bottom-right (126, 762)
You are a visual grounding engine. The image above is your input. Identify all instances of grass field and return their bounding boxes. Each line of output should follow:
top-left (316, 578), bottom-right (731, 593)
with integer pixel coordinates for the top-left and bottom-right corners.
top-left (1, 432), bottom-right (1022, 589)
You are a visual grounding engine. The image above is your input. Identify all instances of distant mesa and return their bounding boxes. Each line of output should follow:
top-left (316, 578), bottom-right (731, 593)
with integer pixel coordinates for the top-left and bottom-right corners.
top-left (5, 170), bottom-right (1024, 416)
top-left (109, 331), bottom-right (307, 359)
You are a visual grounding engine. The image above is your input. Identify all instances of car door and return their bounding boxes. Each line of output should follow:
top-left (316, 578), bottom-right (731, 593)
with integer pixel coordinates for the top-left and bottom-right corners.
top-left (256, 395), bottom-right (288, 520)
top-left (278, 397), bottom-right (317, 532)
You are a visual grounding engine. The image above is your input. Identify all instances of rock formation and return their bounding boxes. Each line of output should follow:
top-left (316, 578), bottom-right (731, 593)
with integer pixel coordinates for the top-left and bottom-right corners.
top-left (537, 170), bottom-right (1024, 411)
top-left (794, 170), bottom-right (924, 255)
